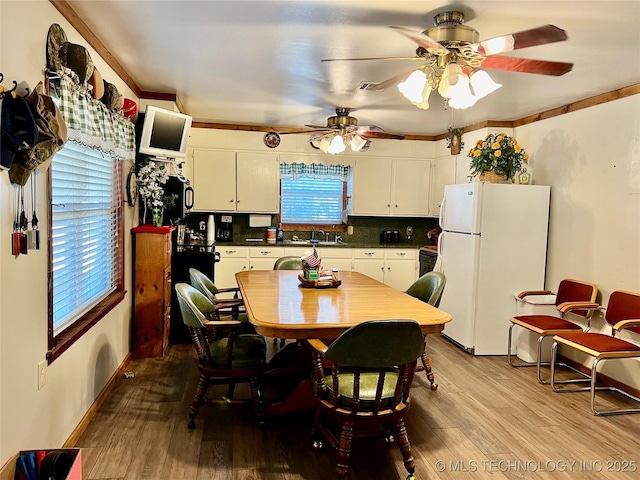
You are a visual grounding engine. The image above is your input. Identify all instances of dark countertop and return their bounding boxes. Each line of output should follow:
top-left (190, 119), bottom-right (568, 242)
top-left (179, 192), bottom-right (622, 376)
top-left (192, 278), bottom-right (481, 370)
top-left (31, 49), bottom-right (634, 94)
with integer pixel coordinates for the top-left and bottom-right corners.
top-left (214, 241), bottom-right (436, 250)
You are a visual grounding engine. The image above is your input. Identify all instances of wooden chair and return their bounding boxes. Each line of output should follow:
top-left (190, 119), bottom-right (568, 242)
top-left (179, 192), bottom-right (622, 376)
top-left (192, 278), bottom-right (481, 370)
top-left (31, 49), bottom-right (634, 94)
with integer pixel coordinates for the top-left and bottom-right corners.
top-left (272, 256), bottom-right (303, 347)
top-left (175, 283), bottom-right (266, 429)
top-left (507, 278), bottom-right (599, 384)
top-left (405, 272), bottom-right (446, 390)
top-left (550, 290), bottom-right (640, 416)
top-left (188, 267), bottom-right (252, 331)
top-left (309, 319), bottom-right (424, 480)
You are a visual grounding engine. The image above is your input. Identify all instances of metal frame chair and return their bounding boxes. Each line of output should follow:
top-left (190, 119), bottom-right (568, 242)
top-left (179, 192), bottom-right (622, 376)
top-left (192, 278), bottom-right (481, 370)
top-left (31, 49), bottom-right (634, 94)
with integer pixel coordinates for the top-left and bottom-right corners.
top-left (550, 290), bottom-right (640, 416)
top-left (405, 271), bottom-right (446, 390)
top-left (309, 320), bottom-right (423, 480)
top-left (507, 278), bottom-right (599, 384)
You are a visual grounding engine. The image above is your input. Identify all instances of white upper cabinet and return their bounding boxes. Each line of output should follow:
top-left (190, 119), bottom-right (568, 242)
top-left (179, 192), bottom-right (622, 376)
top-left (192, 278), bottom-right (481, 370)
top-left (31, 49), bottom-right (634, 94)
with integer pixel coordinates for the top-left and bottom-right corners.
top-left (430, 155), bottom-right (457, 217)
top-left (236, 152), bottom-right (280, 213)
top-left (192, 150), bottom-right (236, 211)
top-left (351, 157), bottom-right (432, 217)
top-left (192, 150), bottom-right (279, 213)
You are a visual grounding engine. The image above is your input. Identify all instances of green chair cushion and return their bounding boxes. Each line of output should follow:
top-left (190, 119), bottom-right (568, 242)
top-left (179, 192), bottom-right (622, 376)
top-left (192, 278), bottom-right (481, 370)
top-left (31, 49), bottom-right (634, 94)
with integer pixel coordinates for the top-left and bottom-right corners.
top-left (315, 369), bottom-right (400, 410)
top-left (209, 334), bottom-right (266, 369)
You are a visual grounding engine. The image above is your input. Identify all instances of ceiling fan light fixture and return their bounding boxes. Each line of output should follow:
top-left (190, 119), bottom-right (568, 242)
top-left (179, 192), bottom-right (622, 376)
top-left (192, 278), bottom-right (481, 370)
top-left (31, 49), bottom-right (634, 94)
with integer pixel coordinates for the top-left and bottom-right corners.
top-left (350, 134), bottom-right (368, 152)
top-left (469, 70), bottom-right (502, 99)
top-left (398, 70), bottom-right (428, 103)
top-left (326, 134), bottom-right (346, 155)
top-left (480, 35), bottom-right (515, 55)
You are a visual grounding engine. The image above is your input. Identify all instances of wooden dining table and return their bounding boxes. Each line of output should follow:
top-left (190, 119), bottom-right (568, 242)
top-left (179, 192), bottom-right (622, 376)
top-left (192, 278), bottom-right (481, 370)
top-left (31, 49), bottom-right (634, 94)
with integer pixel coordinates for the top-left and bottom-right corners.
top-left (235, 270), bottom-right (452, 416)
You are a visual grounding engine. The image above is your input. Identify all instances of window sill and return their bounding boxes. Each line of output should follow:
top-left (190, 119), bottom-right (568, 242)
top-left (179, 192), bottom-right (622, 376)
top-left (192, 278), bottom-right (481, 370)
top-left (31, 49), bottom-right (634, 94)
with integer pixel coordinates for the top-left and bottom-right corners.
top-left (48, 290), bottom-right (127, 363)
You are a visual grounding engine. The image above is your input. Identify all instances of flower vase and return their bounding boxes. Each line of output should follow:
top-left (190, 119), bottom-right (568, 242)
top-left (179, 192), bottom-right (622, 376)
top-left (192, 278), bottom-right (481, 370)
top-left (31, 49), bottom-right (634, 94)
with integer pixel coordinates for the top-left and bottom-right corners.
top-left (152, 207), bottom-right (163, 227)
top-left (479, 171), bottom-right (508, 184)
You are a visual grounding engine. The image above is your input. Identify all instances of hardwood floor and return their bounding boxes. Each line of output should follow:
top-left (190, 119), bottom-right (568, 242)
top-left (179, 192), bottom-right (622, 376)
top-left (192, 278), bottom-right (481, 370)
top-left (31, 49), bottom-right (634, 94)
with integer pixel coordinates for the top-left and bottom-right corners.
top-left (75, 334), bottom-right (640, 479)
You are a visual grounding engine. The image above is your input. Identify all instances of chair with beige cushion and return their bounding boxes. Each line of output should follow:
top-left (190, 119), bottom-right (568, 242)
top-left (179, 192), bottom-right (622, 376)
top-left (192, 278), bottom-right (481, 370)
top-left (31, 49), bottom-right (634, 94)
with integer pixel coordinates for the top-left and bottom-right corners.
top-left (508, 278), bottom-right (599, 384)
top-left (175, 283), bottom-right (266, 428)
top-left (405, 271), bottom-right (446, 390)
top-left (550, 290), bottom-right (640, 416)
top-left (309, 319), bottom-right (423, 480)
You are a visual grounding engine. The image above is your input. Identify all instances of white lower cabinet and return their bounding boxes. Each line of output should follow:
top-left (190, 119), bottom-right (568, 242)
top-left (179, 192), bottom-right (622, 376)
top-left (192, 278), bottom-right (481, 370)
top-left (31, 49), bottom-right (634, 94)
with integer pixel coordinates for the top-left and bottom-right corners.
top-left (352, 248), bottom-right (418, 291)
top-left (248, 247), bottom-right (285, 270)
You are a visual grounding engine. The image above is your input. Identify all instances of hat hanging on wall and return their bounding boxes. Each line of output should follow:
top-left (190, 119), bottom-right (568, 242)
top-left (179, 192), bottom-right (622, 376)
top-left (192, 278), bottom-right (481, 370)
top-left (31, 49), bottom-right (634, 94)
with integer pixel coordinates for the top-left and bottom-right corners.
top-left (0, 95), bottom-right (38, 172)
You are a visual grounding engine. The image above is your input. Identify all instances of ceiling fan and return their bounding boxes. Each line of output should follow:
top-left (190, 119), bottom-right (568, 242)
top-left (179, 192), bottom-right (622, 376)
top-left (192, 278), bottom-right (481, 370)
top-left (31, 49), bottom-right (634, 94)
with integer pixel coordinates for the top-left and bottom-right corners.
top-left (322, 11), bottom-right (574, 110)
top-left (263, 108), bottom-right (404, 154)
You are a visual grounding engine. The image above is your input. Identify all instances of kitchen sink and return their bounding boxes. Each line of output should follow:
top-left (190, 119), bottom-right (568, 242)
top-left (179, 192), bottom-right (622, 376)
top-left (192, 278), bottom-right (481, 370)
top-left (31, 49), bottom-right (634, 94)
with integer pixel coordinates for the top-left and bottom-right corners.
top-left (284, 239), bottom-right (348, 246)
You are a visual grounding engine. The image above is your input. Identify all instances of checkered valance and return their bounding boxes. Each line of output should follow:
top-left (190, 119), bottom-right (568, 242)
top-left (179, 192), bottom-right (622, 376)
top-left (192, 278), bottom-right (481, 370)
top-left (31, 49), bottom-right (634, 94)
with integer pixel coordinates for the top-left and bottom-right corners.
top-left (51, 68), bottom-right (136, 161)
top-left (280, 162), bottom-right (350, 181)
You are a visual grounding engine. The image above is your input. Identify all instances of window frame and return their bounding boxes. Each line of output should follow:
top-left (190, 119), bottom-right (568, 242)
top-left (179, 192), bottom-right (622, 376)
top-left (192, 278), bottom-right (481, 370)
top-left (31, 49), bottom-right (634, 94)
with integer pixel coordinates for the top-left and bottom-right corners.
top-left (278, 164), bottom-right (350, 232)
top-left (46, 150), bottom-right (125, 364)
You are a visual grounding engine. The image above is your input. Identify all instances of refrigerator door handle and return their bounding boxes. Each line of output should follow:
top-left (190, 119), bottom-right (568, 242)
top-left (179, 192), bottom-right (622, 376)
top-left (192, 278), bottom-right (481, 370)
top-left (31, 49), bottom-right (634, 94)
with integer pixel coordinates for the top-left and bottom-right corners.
top-left (439, 195), bottom-right (446, 230)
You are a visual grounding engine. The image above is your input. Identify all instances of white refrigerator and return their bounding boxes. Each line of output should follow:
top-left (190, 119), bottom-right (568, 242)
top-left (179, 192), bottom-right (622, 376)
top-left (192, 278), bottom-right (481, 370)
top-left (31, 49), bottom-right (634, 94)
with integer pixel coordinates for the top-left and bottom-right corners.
top-left (437, 183), bottom-right (551, 355)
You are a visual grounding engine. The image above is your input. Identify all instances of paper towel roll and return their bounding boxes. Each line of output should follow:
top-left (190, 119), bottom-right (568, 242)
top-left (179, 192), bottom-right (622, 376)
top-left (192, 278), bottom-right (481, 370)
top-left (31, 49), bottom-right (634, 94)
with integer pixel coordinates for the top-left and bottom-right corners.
top-left (206, 215), bottom-right (216, 244)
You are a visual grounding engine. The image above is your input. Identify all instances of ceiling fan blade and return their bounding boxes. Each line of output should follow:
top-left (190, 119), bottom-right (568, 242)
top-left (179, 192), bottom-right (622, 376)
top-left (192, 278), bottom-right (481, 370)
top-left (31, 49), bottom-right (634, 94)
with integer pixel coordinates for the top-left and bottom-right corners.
top-left (304, 125), bottom-right (334, 130)
top-left (389, 26), bottom-right (449, 55)
top-left (481, 55), bottom-right (573, 76)
top-left (471, 25), bottom-right (568, 56)
top-left (367, 68), bottom-right (420, 91)
top-left (321, 56), bottom-right (424, 63)
top-left (355, 126), bottom-right (404, 140)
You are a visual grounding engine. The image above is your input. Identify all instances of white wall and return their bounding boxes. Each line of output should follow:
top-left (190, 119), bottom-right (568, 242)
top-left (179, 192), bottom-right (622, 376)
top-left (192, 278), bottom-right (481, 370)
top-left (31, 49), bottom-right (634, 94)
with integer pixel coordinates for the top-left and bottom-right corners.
top-left (0, 0), bottom-right (639, 470)
top-left (0, 1), bottom-right (137, 467)
top-left (515, 98), bottom-right (640, 388)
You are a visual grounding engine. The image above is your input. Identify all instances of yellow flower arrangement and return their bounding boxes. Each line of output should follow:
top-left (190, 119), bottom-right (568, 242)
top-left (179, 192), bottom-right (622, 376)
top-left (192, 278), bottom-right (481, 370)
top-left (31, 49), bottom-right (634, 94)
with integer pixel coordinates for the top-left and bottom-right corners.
top-left (467, 133), bottom-right (529, 181)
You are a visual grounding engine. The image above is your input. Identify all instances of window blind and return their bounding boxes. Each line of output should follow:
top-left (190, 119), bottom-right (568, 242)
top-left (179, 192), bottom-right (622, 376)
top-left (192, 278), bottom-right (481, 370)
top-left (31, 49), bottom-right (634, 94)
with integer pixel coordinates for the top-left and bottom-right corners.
top-left (51, 142), bottom-right (119, 333)
top-left (280, 176), bottom-right (344, 225)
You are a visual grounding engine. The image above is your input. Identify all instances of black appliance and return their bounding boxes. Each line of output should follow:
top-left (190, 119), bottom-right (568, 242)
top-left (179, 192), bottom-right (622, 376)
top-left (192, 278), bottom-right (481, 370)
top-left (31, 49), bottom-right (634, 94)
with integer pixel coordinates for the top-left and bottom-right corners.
top-left (381, 230), bottom-right (401, 243)
top-left (163, 176), bottom-right (194, 226)
top-left (170, 237), bottom-right (220, 343)
top-left (215, 214), bottom-right (233, 242)
top-left (419, 249), bottom-right (437, 276)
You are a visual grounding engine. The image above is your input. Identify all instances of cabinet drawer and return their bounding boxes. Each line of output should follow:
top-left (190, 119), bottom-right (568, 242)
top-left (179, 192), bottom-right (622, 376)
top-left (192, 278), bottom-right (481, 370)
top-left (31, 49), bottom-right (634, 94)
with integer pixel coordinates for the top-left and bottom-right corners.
top-left (249, 247), bottom-right (285, 258)
top-left (352, 248), bottom-right (384, 259)
top-left (218, 247), bottom-right (249, 258)
top-left (384, 249), bottom-right (417, 260)
top-left (322, 248), bottom-right (352, 259)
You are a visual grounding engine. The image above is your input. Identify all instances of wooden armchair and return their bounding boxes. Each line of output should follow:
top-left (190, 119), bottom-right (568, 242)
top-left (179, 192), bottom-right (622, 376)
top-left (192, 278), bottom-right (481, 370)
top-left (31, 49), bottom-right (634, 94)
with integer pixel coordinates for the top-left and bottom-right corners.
top-left (508, 278), bottom-right (599, 383)
top-left (188, 267), bottom-right (252, 331)
top-left (309, 320), bottom-right (424, 480)
top-left (405, 271), bottom-right (446, 390)
top-left (551, 290), bottom-right (640, 415)
top-left (175, 283), bottom-right (266, 429)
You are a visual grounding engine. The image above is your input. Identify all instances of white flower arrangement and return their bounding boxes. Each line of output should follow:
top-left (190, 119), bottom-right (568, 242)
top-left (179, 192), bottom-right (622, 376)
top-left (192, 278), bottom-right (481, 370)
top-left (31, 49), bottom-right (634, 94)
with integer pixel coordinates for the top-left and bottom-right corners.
top-left (137, 160), bottom-right (170, 223)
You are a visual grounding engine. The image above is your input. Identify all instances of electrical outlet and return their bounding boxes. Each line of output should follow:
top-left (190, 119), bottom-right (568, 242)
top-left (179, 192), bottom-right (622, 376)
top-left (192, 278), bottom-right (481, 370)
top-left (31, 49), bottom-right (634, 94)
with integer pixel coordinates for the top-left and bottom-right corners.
top-left (347, 225), bottom-right (354, 235)
top-left (37, 360), bottom-right (47, 390)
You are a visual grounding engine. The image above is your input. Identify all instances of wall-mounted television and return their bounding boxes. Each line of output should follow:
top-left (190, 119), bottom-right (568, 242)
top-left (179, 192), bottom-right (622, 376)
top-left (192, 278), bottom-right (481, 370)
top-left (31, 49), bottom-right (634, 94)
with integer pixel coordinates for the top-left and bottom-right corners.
top-left (138, 105), bottom-right (192, 160)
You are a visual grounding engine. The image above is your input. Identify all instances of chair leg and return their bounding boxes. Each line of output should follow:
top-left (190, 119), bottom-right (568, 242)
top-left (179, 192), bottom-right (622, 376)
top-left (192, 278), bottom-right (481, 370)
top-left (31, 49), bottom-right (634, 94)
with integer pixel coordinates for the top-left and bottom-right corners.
top-left (248, 375), bottom-right (266, 420)
top-left (419, 350), bottom-right (438, 390)
top-left (188, 373), bottom-right (210, 429)
top-left (336, 421), bottom-right (354, 480)
top-left (392, 419), bottom-right (416, 479)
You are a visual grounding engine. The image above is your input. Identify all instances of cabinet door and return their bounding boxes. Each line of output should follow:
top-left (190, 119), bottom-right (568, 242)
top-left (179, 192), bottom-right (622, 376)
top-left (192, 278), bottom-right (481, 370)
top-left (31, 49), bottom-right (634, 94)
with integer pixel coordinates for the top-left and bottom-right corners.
top-left (192, 150), bottom-right (237, 211)
top-left (383, 259), bottom-right (418, 291)
top-left (249, 247), bottom-right (285, 270)
top-left (351, 157), bottom-right (392, 215)
top-left (392, 159), bottom-right (431, 216)
top-left (353, 259), bottom-right (384, 282)
top-left (430, 156), bottom-right (456, 217)
top-left (236, 152), bottom-right (280, 213)
top-left (215, 247), bottom-right (249, 292)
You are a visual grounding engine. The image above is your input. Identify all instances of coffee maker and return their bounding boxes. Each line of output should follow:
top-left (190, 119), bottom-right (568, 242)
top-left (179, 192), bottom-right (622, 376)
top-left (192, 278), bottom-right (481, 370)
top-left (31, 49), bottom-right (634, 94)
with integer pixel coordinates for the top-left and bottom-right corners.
top-left (215, 215), bottom-right (233, 241)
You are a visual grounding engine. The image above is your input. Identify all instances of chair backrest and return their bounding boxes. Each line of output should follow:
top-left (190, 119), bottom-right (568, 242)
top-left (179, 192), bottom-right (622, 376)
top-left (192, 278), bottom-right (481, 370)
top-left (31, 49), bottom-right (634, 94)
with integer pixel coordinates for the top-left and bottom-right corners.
top-left (189, 267), bottom-right (219, 302)
top-left (555, 278), bottom-right (598, 318)
top-left (324, 320), bottom-right (424, 369)
top-left (273, 256), bottom-right (303, 270)
top-left (314, 320), bottom-right (424, 413)
top-left (605, 291), bottom-right (640, 334)
top-left (175, 282), bottom-right (217, 328)
top-left (405, 271), bottom-right (447, 308)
